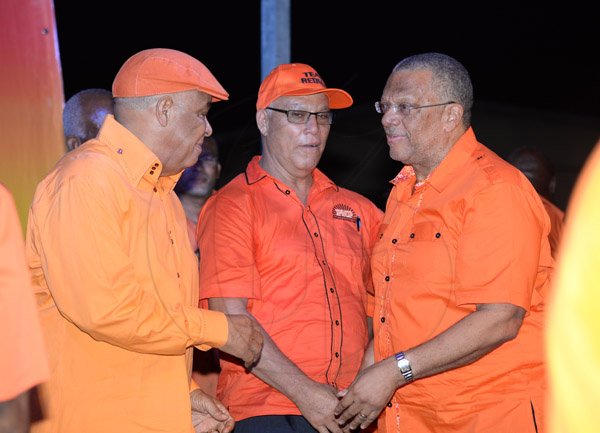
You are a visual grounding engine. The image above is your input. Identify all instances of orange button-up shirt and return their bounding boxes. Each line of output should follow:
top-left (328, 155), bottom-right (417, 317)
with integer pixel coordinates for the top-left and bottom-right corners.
top-left (26, 115), bottom-right (228, 433)
top-left (198, 156), bottom-right (382, 421)
top-left (373, 128), bottom-right (552, 433)
top-left (0, 184), bottom-right (48, 401)
top-left (540, 195), bottom-right (565, 259)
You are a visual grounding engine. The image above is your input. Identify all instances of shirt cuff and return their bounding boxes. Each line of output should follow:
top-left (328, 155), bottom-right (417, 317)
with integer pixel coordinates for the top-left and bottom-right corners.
top-left (195, 309), bottom-right (229, 350)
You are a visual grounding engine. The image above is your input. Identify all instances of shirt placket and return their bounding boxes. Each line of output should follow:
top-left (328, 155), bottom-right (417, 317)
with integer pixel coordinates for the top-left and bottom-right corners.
top-left (303, 205), bottom-right (343, 386)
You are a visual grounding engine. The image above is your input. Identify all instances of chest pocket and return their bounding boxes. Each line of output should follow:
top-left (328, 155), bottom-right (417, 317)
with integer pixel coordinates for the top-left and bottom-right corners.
top-left (405, 221), bottom-right (450, 279)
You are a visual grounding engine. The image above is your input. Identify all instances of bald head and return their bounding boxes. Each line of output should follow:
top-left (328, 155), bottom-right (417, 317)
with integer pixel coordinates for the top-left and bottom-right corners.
top-left (63, 88), bottom-right (114, 151)
top-left (507, 146), bottom-right (556, 199)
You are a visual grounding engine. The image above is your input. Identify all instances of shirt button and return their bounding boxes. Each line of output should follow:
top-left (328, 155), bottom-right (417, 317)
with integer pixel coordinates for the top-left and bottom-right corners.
top-left (385, 276), bottom-right (390, 282)
top-left (153, 187), bottom-right (158, 192)
top-left (314, 232), bottom-right (319, 237)
top-left (330, 287), bottom-right (334, 293)
top-left (380, 317), bottom-right (385, 323)
top-left (435, 232), bottom-right (441, 238)
top-left (335, 320), bottom-right (340, 326)
top-left (335, 352), bottom-right (339, 358)
top-left (409, 233), bottom-right (415, 239)
top-left (322, 260), bottom-right (326, 265)
top-left (387, 402), bottom-right (393, 408)
top-left (285, 189), bottom-right (291, 195)
top-left (391, 238), bottom-right (397, 244)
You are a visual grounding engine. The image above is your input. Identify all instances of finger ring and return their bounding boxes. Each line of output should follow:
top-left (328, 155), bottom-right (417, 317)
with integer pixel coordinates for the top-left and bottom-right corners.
top-left (359, 413), bottom-right (367, 419)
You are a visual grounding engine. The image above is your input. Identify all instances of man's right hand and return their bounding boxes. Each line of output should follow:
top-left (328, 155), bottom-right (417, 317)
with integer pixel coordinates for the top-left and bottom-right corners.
top-left (220, 314), bottom-right (263, 368)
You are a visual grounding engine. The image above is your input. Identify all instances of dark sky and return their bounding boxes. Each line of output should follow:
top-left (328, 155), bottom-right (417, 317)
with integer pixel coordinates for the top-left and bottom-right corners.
top-left (53, 1), bottom-right (599, 207)
top-left (54, 2), bottom-right (599, 117)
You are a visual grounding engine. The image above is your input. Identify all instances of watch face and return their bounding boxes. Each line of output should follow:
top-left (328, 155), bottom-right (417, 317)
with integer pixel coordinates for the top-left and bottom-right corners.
top-left (397, 358), bottom-right (410, 373)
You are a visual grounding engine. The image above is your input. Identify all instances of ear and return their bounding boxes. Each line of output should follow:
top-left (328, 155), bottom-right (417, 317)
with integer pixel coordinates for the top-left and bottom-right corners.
top-left (256, 109), bottom-right (268, 136)
top-left (66, 136), bottom-right (81, 151)
top-left (442, 104), bottom-right (464, 132)
top-left (156, 96), bottom-right (174, 127)
top-left (216, 162), bottom-right (222, 179)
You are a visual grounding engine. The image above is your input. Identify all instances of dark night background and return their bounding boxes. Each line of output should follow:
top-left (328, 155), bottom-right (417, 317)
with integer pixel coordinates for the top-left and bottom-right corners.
top-left (53, 1), bottom-right (600, 210)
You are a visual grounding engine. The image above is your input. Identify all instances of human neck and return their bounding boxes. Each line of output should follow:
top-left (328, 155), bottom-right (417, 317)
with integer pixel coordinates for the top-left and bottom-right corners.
top-left (259, 156), bottom-right (314, 205)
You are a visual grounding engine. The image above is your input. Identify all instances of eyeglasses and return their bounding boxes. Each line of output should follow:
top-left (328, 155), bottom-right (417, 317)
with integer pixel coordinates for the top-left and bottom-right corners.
top-left (266, 107), bottom-right (335, 125)
top-left (374, 101), bottom-right (456, 116)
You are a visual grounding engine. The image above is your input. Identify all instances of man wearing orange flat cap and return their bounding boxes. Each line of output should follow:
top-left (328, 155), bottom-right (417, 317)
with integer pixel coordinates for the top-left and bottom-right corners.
top-left (25, 48), bottom-right (263, 433)
top-left (197, 63), bottom-right (383, 433)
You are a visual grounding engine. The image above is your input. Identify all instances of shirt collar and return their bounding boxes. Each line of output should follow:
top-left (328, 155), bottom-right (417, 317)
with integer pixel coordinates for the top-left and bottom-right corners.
top-left (97, 115), bottom-right (181, 192)
top-left (390, 127), bottom-right (479, 193)
top-left (244, 155), bottom-right (338, 193)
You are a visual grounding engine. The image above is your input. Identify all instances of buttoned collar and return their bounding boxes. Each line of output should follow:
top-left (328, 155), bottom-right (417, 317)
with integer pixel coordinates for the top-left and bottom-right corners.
top-left (97, 115), bottom-right (181, 193)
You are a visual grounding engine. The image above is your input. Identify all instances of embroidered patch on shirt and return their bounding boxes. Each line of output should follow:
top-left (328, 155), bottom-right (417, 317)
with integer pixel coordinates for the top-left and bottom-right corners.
top-left (332, 203), bottom-right (357, 222)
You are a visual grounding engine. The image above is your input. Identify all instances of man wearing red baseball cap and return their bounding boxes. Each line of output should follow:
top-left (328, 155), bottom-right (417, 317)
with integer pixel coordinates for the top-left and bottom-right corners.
top-left (197, 63), bottom-right (383, 433)
top-left (26, 48), bottom-right (263, 433)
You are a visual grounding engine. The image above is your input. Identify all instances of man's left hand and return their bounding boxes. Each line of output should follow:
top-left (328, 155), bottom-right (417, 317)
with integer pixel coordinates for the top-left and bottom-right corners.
top-left (190, 388), bottom-right (234, 433)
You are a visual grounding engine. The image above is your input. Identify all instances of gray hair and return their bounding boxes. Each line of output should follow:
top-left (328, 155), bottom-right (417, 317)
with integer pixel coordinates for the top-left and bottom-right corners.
top-left (393, 53), bottom-right (473, 127)
top-left (114, 94), bottom-right (163, 111)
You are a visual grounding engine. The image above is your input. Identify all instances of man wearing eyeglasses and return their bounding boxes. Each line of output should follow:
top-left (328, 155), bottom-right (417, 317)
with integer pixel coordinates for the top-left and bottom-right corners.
top-left (334, 53), bottom-right (552, 433)
top-left (197, 63), bottom-right (383, 433)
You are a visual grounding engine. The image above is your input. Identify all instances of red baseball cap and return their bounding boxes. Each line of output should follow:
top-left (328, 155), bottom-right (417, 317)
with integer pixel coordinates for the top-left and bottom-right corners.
top-left (256, 63), bottom-right (352, 109)
top-left (112, 48), bottom-right (229, 102)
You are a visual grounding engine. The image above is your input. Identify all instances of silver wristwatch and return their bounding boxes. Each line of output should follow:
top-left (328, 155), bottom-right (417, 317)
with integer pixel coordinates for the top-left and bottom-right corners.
top-left (395, 352), bottom-right (414, 383)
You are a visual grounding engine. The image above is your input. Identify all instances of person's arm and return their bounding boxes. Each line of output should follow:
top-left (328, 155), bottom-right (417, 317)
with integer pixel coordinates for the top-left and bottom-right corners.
top-left (335, 303), bottom-right (525, 431)
top-left (209, 297), bottom-right (343, 433)
top-left (26, 174), bottom-right (227, 354)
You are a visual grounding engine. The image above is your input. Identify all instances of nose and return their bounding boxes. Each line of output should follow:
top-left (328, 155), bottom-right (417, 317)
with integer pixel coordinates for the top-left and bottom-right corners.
top-left (304, 113), bottom-right (321, 131)
top-left (381, 110), bottom-right (400, 128)
top-left (204, 118), bottom-right (213, 137)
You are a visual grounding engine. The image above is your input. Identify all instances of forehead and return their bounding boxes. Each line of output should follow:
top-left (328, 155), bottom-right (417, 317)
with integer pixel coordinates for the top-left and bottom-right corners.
top-left (273, 93), bottom-right (329, 108)
top-left (382, 69), bottom-right (433, 100)
top-left (177, 89), bottom-right (212, 108)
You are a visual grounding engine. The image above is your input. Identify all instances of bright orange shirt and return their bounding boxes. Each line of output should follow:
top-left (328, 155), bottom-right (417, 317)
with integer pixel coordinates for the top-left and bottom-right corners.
top-left (198, 156), bottom-right (382, 421)
top-left (0, 184), bottom-right (49, 401)
top-left (26, 115), bottom-right (228, 433)
top-left (540, 195), bottom-right (565, 259)
top-left (547, 139), bottom-right (600, 433)
top-left (373, 128), bottom-right (552, 433)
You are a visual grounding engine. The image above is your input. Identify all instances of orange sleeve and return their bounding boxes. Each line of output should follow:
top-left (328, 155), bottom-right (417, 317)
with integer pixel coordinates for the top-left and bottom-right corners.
top-left (27, 175), bottom-right (228, 354)
top-left (0, 185), bottom-right (49, 400)
top-left (455, 183), bottom-right (547, 309)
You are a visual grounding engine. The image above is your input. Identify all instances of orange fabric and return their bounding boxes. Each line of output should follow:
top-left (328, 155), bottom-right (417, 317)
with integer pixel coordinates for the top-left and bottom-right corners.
top-left (541, 195), bottom-right (565, 259)
top-left (373, 128), bottom-right (552, 433)
top-left (256, 63), bottom-right (353, 109)
top-left (0, 184), bottom-right (48, 401)
top-left (112, 48), bottom-right (229, 101)
top-left (198, 156), bottom-right (382, 421)
top-left (26, 115), bottom-right (228, 433)
top-left (547, 139), bottom-right (600, 433)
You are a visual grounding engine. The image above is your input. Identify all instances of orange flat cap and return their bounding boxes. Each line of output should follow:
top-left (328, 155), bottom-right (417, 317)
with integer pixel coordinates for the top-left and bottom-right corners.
top-left (112, 48), bottom-right (229, 102)
top-left (256, 63), bottom-right (352, 109)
